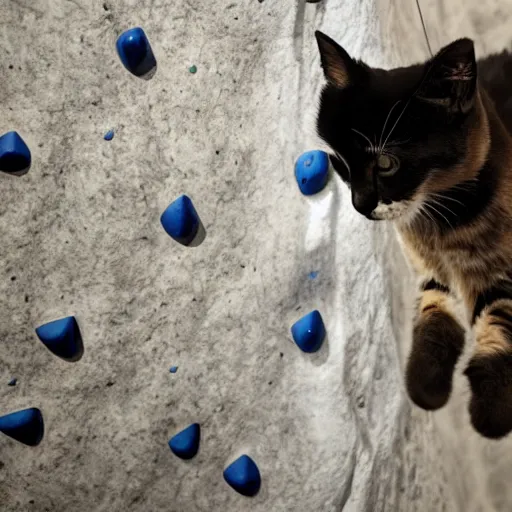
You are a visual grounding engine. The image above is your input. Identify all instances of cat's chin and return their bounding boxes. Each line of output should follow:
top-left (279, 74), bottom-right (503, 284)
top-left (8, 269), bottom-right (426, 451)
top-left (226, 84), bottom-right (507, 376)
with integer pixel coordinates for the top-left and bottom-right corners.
top-left (370, 212), bottom-right (402, 221)
top-left (370, 197), bottom-right (426, 226)
top-left (369, 201), bottom-right (416, 222)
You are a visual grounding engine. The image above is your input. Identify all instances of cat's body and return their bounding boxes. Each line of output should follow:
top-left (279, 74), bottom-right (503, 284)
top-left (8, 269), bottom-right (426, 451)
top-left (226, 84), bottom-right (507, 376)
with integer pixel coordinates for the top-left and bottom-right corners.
top-left (400, 84), bottom-right (509, 297)
top-left (315, 32), bottom-right (512, 438)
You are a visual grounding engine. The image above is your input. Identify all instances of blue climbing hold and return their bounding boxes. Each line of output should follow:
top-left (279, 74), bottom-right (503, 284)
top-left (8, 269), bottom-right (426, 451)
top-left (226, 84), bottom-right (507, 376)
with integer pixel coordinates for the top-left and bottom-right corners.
top-left (308, 270), bottom-right (319, 280)
top-left (35, 316), bottom-right (83, 362)
top-left (116, 27), bottom-right (157, 79)
top-left (0, 131), bottom-right (31, 176)
top-left (168, 423), bottom-right (200, 459)
top-left (169, 366), bottom-right (178, 374)
top-left (7, 378), bottom-right (17, 387)
top-left (0, 408), bottom-right (44, 446)
top-left (294, 150), bottom-right (329, 195)
top-left (104, 130), bottom-right (114, 141)
top-left (291, 310), bottom-right (326, 353)
top-left (161, 195), bottom-right (205, 247)
top-left (223, 455), bottom-right (261, 497)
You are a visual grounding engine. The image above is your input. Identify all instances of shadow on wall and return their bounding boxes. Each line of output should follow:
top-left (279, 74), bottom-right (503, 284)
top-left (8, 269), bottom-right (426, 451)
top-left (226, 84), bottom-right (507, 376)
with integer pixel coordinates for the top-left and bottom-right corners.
top-left (283, 165), bottom-right (342, 366)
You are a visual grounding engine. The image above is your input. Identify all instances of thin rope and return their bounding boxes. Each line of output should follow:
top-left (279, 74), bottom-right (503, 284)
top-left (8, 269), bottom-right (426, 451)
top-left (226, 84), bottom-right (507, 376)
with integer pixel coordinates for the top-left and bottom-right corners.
top-left (415, 0), bottom-right (433, 57)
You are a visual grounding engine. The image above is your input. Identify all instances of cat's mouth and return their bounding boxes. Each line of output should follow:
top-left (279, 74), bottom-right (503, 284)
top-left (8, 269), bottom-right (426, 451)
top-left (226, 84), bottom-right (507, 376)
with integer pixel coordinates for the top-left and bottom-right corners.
top-left (368, 197), bottom-right (424, 224)
top-left (370, 200), bottom-right (414, 221)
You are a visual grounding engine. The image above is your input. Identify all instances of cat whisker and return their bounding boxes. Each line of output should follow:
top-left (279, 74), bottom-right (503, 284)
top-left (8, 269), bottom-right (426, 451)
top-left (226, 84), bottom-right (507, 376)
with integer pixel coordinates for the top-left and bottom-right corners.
top-left (419, 204), bottom-right (436, 225)
top-left (448, 181), bottom-right (479, 194)
top-left (453, 177), bottom-right (479, 185)
top-left (382, 97), bottom-right (413, 150)
top-left (424, 201), bottom-right (454, 230)
top-left (351, 128), bottom-right (376, 153)
top-left (334, 151), bottom-right (351, 175)
top-left (422, 203), bottom-right (434, 221)
top-left (450, 182), bottom-right (478, 190)
top-left (428, 192), bottom-right (466, 208)
top-left (416, 203), bottom-right (437, 232)
top-left (446, 186), bottom-right (475, 197)
top-left (379, 100), bottom-right (401, 152)
top-left (428, 198), bottom-right (458, 218)
top-left (385, 137), bottom-right (412, 147)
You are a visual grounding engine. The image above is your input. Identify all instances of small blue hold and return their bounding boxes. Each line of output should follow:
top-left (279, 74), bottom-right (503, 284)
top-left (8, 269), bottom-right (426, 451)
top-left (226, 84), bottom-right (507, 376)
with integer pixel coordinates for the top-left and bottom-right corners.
top-left (169, 423), bottom-right (200, 459)
top-left (223, 455), bottom-right (261, 497)
top-left (169, 366), bottom-right (178, 374)
top-left (308, 271), bottom-right (319, 280)
top-left (0, 131), bottom-right (31, 176)
top-left (116, 27), bottom-right (157, 79)
top-left (295, 150), bottom-right (329, 195)
top-left (0, 408), bottom-right (44, 446)
top-left (7, 378), bottom-right (17, 387)
top-left (35, 316), bottom-right (83, 362)
top-left (291, 310), bottom-right (326, 353)
top-left (104, 130), bottom-right (114, 141)
top-left (161, 195), bottom-right (205, 247)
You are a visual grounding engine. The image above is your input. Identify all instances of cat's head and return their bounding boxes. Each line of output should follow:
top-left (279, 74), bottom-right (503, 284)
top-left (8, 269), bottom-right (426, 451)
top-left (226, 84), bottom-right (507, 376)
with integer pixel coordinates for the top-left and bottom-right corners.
top-left (315, 32), bottom-right (485, 223)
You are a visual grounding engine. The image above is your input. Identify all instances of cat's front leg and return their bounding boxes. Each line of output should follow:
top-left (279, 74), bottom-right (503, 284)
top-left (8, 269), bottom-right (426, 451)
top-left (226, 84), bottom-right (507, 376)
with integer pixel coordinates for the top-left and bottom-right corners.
top-left (406, 278), bottom-right (466, 410)
top-left (465, 286), bottom-right (512, 438)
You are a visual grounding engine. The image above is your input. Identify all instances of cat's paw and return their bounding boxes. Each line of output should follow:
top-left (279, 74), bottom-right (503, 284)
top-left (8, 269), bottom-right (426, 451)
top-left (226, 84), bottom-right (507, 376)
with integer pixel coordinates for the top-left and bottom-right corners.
top-left (406, 311), bottom-right (465, 410)
top-left (465, 351), bottom-right (512, 439)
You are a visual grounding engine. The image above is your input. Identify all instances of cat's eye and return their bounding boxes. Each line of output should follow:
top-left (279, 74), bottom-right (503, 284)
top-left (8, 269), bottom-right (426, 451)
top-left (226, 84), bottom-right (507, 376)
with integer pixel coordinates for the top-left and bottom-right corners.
top-left (377, 154), bottom-right (399, 177)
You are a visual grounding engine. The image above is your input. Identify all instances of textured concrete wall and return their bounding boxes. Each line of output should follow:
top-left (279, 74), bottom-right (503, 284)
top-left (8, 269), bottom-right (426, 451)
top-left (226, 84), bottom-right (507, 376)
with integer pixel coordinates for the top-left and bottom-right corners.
top-left (0, 0), bottom-right (512, 511)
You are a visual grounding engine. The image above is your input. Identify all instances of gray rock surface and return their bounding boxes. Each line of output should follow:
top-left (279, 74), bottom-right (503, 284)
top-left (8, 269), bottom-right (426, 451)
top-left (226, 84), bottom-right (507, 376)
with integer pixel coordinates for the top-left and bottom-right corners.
top-left (0, 0), bottom-right (511, 510)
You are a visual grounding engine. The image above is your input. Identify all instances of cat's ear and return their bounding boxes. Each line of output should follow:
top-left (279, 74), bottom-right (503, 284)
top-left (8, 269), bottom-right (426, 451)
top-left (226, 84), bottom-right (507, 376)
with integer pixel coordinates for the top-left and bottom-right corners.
top-left (315, 31), bottom-right (357, 88)
top-left (416, 38), bottom-right (477, 113)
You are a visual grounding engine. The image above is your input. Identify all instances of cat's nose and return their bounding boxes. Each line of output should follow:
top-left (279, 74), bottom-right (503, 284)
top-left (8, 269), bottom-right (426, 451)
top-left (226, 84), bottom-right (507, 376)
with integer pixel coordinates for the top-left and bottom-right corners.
top-left (352, 190), bottom-right (378, 218)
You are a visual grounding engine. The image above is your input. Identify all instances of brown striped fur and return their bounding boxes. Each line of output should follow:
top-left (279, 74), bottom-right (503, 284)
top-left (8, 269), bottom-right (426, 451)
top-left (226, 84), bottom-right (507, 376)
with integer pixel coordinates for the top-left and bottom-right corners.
top-left (315, 33), bottom-right (512, 438)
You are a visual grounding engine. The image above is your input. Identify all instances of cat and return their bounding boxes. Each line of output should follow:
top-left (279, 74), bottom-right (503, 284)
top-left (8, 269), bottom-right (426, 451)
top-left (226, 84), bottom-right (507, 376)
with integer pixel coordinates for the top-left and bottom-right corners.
top-left (314, 30), bottom-right (512, 439)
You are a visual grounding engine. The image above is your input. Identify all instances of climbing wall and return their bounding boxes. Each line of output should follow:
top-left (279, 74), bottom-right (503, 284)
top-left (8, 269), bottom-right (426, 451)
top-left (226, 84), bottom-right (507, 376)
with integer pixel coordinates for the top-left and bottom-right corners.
top-left (2, 0), bottom-right (512, 511)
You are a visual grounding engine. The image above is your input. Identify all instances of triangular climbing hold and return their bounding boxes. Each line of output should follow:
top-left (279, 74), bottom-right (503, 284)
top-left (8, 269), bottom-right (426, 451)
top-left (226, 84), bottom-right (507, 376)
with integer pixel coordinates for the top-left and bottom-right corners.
top-left (223, 455), bottom-right (261, 497)
top-left (0, 131), bottom-right (31, 176)
top-left (160, 195), bottom-right (205, 247)
top-left (291, 310), bottom-right (326, 353)
top-left (0, 408), bottom-right (44, 446)
top-left (35, 316), bottom-right (84, 362)
top-left (168, 423), bottom-right (200, 459)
